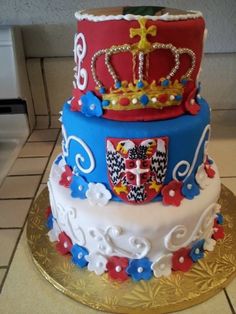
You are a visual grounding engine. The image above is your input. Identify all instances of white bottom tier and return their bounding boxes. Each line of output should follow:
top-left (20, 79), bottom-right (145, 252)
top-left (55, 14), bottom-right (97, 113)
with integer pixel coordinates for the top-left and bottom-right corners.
top-left (48, 161), bottom-right (221, 266)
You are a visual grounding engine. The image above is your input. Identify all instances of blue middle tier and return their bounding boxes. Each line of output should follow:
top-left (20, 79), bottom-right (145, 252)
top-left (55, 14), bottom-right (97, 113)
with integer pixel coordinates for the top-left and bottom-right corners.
top-left (62, 98), bottom-right (210, 202)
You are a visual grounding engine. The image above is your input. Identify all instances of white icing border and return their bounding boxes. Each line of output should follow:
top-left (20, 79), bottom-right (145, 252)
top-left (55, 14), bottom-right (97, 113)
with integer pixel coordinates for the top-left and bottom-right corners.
top-left (75, 10), bottom-right (203, 22)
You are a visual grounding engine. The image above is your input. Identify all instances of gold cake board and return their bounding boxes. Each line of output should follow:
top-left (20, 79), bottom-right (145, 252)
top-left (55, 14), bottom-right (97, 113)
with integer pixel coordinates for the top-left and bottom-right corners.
top-left (27, 185), bottom-right (236, 314)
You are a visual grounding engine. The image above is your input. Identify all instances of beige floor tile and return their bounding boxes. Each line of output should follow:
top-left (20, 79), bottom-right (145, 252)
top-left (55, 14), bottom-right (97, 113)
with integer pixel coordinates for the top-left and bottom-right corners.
top-left (19, 142), bottom-right (54, 157)
top-left (28, 129), bottom-right (59, 142)
top-left (42, 140), bottom-right (61, 184)
top-left (0, 229), bottom-right (20, 266)
top-left (36, 184), bottom-right (47, 198)
top-left (0, 268), bottom-right (6, 285)
top-left (209, 138), bottom-right (236, 177)
top-left (51, 115), bottom-right (61, 128)
top-left (221, 178), bottom-right (236, 195)
top-left (0, 176), bottom-right (41, 199)
top-left (8, 157), bottom-right (48, 175)
top-left (226, 277), bottom-right (236, 312)
top-left (35, 116), bottom-right (49, 129)
top-left (0, 199), bottom-right (31, 228)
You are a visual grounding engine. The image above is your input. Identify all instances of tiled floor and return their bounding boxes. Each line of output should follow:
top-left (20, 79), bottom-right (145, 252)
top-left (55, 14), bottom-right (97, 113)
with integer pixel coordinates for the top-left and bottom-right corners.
top-left (0, 123), bottom-right (235, 313)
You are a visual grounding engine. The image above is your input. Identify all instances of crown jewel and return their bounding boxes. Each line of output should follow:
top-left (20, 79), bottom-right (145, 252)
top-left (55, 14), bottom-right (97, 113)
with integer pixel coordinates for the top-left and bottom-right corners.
top-left (90, 18), bottom-right (196, 112)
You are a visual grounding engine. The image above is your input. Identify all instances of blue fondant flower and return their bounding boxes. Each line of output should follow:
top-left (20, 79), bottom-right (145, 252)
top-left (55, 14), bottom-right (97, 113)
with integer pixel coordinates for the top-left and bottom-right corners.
top-left (81, 91), bottom-right (103, 117)
top-left (190, 239), bottom-right (205, 262)
top-left (216, 213), bottom-right (224, 225)
top-left (70, 175), bottom-right (88, 199)
top-left (127, 257), bottom-right (153, 281)
top-left (71, 244), bottom-right (89, 268)
top-left (46, 213), bottom-right (54, 230)
top-left (181, 174), bottom-right (200, 200)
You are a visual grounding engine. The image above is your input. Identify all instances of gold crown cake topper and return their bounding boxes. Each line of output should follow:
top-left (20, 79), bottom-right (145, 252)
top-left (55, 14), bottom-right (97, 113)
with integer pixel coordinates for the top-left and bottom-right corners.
top-left (90, 18), bottom-right (196, 111)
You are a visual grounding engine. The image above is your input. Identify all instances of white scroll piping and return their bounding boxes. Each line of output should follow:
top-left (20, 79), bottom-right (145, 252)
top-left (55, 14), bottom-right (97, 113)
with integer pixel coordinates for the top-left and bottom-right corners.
top-left (62, 125), bottom-right (95, 174)
top-left (73, 33), bottom-right (88, 90)
top-left (164, 203), bottom-right (217, 252)
top-left (89, 226), bottom-right (151, 259)
top-left (172, 124), bottom-right (211, 182)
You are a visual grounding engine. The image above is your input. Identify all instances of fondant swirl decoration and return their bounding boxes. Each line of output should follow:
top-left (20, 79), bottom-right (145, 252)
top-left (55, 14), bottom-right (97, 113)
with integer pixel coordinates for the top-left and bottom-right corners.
top-left (62, 125), bottom-right (95, 174)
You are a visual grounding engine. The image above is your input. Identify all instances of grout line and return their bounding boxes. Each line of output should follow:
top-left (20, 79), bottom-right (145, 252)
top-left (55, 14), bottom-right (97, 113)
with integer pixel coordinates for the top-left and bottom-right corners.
top-left (0, 131), bottom-right (60, 293)
top-left (220, 176), bottom-right (236, 179)
top-left (224, 289), bottom-right (236, 314)
top-left (0, 227), bottom-right (22, 230)
top-left (7, 174), bottom-right (42, 178)
top-left (0, 266), bottom-right (8, 269)
top-left (0, 197), bottom-right (33, 201)
top-left (27, 139), bottom-right (59, 143)
top-left (16, 156), bottom-right (50, 159)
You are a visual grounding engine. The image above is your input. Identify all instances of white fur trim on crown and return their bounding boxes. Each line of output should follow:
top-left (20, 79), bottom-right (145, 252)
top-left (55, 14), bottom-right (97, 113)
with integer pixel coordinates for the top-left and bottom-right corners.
top-left (75, 10), bottom-right (203, 22)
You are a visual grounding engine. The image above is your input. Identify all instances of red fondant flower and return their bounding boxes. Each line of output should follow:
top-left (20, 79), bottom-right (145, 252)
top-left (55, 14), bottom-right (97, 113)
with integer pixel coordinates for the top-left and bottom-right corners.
top-left (70, 88), bottom-right (83, 111)
top-left (161, 180), bottom-right (184, 206)
top-left (212, 219), bottom-right (224, 240)
top-left (45, 206), bottom-right (52, 219)
top-left (56, 232), bottom-right (72, 255)
top-left (59, 165), bottom-right (73, 188)
top-left (172, 248), bottom-right (193, 272)
top-left (106, 256), bottom-right (129, 281)
top-left (204, 161), bottom-right (215, 178)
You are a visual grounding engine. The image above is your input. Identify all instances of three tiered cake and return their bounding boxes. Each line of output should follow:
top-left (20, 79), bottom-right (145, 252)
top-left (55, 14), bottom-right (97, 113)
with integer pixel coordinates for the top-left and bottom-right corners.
top-left (46, 6), bottom-right (224, 282)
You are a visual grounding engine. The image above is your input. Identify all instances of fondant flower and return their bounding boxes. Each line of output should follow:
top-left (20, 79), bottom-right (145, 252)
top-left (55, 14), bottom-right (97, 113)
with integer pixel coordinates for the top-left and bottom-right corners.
top-left (172, 248), bottom-right (193, 272)
top-left (189, 239), bottom-right (205, 262)
top-left (56, 232), bottom-right (73, 255)
top-left (59, 165), bottom-right (73, 188)
top-left (81, 91), bottom-right (103, 117)
top-left (70, 175), bottom-right (88, 199)
top-left (181, 174), bottom-right (200, 200)
top-left (151, 254), bottom-right (172, 278)
top-left (86, 183), bottom-right (112, 206)
top-left (212, 220), bottom-right (225, 240)
top-left (48, 219), bottom-right (61, 242)
top-left (195, 164), bottom-right (210, 189)
top-left (127, 257), bottom-right (153, 281)
top-left (216, 213), bottom-right (224, 225)
top-left (46, 213), bottom-right (54, 230)
top-left (161, 180), bottom-right (184, 206)
top-left (204, 160), bottom-right (215, 178)
top-left (85, 252), bottom-right (107, 275)
top-left (106, 256), bottom-right (129, 282)
top-left (45, 206), bottom-right (52, 219)
top-left (71, 244), bottom-right (89, 268)
top-left (204, 237), bottom-right (216, 252)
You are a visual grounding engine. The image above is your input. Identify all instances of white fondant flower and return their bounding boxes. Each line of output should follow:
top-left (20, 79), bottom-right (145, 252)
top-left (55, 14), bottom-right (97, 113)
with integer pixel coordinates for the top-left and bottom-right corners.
top-left (204, 238), bottom-right (216, 252)
top-left (195, 164), bottom-right (210, 189)
top-left (48, 220), bottom-right (61, 242)
top-left (151, 254), bottom-right (173, 278)
top-left (85, 252), bottom-right (107, 275)
top-left (86, 183), bottom-right (112, 206)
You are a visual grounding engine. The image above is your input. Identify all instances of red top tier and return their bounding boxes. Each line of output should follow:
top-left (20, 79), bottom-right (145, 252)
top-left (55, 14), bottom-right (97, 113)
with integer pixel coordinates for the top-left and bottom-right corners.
top-left (71, 7), bottom-right (205, 121)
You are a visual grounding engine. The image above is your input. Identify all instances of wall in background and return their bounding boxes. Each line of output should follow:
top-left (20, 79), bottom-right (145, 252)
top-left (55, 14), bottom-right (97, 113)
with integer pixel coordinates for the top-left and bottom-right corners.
top-left (0, 0), bottom-right (236, 56)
